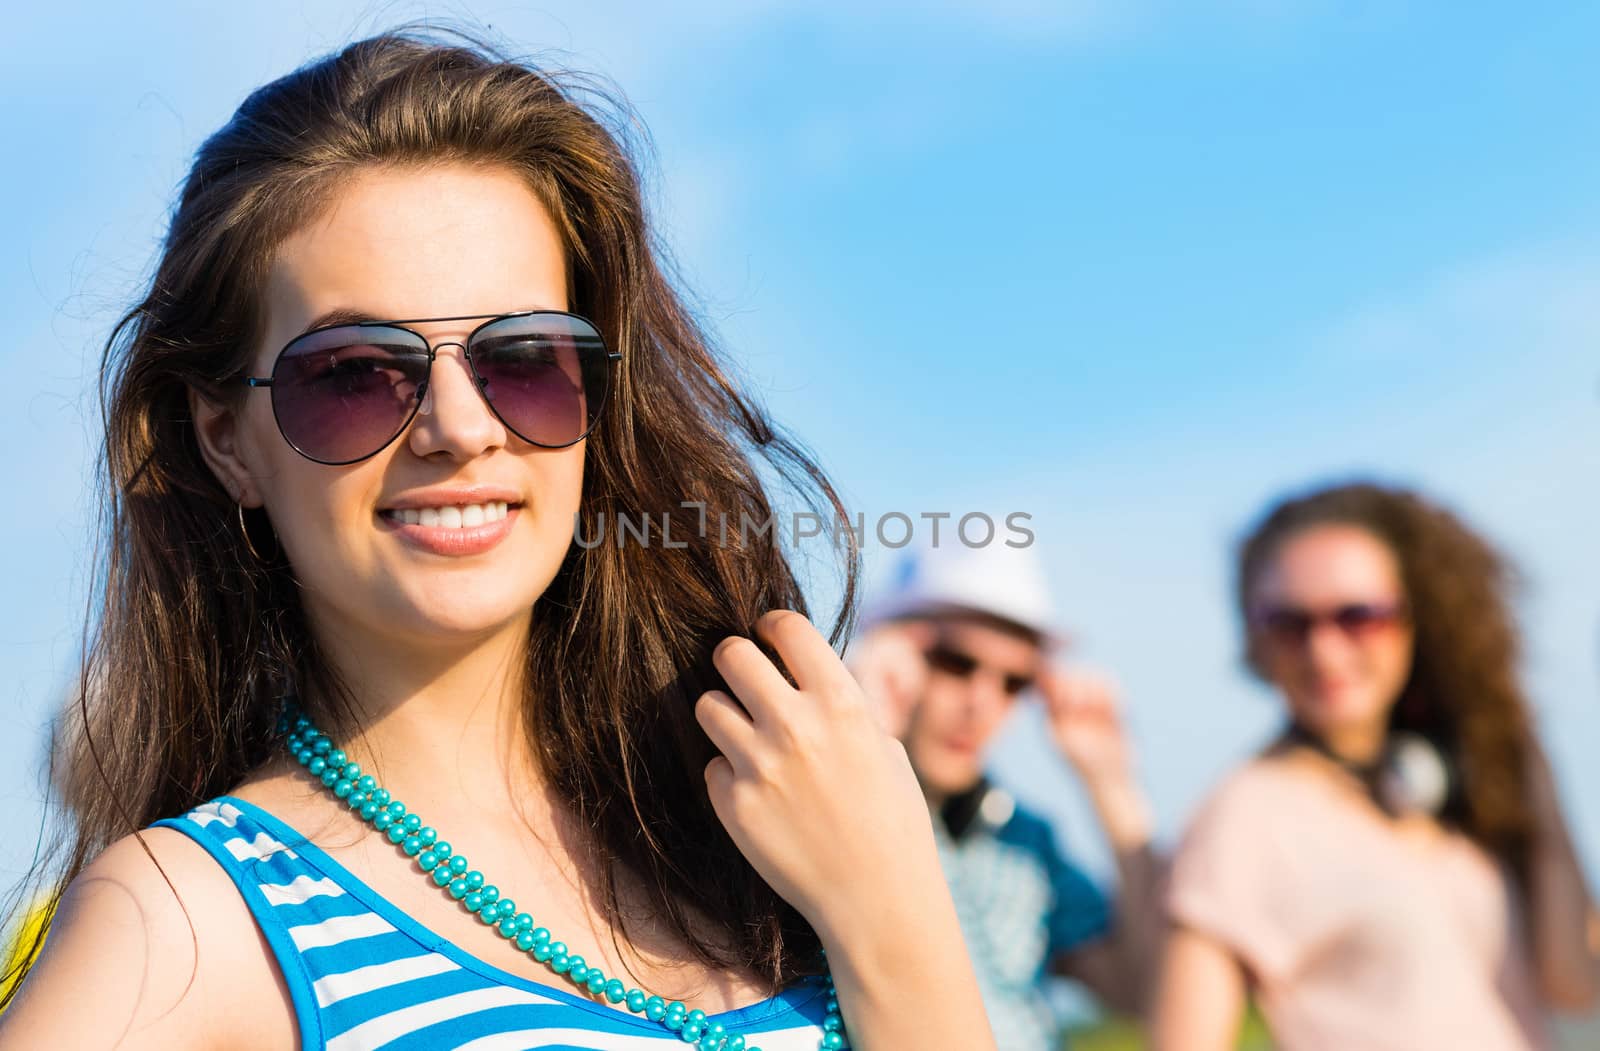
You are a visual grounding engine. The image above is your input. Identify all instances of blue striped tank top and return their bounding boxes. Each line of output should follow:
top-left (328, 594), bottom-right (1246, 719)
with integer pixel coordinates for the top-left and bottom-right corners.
top-left (152, 796), bottom-right (843, 1051)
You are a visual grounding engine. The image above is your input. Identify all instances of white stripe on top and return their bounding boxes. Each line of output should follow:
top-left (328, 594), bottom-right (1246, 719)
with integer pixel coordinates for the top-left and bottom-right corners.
top-left (286, 911), bottom-right (397, 952)
top-left (260, 874), bottom-right (344, 907)
top-left (223, 830), bottom-right (300, 863)
top-left (312, 952), bottom-right (460, 1008)
top-left (325, 985), bottom-right (564, 1051)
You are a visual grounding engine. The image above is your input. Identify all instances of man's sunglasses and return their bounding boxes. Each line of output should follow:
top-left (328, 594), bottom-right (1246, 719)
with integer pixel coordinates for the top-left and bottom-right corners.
top-left (923, 644), bottom-right (1036, 697)
top-left (239, 310), bottom-right (620, 465)
top-left (1248, 601), bottom-right (1409, 647)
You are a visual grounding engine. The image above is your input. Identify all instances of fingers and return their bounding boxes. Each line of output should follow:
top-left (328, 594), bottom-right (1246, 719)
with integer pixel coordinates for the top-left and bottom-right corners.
top-left (751, 609), bottom-right (853, 695)
top-left (695, 689), bottom-right (759, 772)
top-left (712, 634), bottom-right (795, 725)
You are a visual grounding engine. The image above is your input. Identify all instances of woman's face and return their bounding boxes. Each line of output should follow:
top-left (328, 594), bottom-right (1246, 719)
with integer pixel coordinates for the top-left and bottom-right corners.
top-left (1247, 524), bottom-right (1415, 740)
top-left (192, 163), bottom-right (585, 654)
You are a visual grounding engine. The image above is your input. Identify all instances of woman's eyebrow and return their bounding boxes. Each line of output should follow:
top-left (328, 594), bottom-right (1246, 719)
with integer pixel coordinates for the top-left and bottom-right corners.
top-left (297, 307), bottom-right (386, 337)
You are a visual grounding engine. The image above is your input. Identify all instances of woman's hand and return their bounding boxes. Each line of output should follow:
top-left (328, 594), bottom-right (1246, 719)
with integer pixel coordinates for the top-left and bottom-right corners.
top-left (697, 609), bottom-right (998, 1050)
top-left (696, 609), bottom-right (938, 936)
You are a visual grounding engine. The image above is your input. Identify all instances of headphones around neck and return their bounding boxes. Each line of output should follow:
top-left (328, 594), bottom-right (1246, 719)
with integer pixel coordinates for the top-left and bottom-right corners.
top-left (1284, 722), bottom-right (1454, 819)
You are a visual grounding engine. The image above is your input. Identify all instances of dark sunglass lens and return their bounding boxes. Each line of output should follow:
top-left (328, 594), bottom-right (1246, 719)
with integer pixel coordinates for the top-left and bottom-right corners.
top-left (272, 326), bottom-right (429, 464)
top-left (1332, 604), bottom-right (1397, 634)
top-left (469, 314), bottom-right (610, 448)
top-left (925, 646), bottom-right (979, 678)
top-left (1002, 675), bottom-right (1035, 697)
top-left (1256, 607), bottom-right (1312, 643)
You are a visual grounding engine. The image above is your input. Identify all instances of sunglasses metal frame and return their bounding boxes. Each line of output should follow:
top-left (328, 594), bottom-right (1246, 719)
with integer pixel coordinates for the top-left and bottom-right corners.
top-left (239, 309), bottom-right (621, 466)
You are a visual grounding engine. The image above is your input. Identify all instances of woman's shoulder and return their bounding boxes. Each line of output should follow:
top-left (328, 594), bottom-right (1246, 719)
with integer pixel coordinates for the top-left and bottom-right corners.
top-left (0, 821), bottom-right (296, 1051)
top-left (1180, 751), bottom-right (1332, 842)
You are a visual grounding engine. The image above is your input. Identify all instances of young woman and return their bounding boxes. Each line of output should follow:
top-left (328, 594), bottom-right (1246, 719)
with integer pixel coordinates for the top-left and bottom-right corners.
top-left (0, 28), bottom-right (996, 1051)
top-left (1152, 482), bottom-right (1598, 1050)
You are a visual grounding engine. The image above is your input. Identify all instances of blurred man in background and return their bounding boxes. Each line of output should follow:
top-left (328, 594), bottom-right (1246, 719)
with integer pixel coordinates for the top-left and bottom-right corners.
top-left (848, 541), bottom-right (1163, 1050)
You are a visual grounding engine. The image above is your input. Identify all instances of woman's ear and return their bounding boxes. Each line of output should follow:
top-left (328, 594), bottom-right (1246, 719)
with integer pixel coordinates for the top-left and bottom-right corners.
top-left (187, 384), bottom-right (262, 508)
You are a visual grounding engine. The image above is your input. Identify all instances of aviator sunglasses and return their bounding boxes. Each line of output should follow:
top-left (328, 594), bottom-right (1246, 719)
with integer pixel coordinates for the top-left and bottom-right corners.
top-left (240, 310), bottom-right (620, 465)
top-left (1248, 601), bottom-right (1410, 648)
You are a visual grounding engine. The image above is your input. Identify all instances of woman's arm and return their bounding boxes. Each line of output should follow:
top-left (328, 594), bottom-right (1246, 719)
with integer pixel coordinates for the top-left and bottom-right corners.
top-left (697, 609), bottom-right (997, 1050)
top-left (1524, 738), bottom-right (1600, 1012)
top-left (1150, 925), bottom-right (1248, 1051)
top-left (0, 829), bottom-right (247, 1051)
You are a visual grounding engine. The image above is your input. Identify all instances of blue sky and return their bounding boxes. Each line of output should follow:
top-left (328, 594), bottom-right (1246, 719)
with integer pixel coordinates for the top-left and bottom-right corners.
top-left (3, 2), bottom-right (1599, 893)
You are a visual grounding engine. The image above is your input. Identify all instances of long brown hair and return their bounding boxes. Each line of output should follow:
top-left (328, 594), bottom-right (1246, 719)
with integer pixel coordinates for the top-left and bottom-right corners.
top-left (1236, 480), bottom-right (1535, 885)
top-left (3, 25), bottom-right (860, 1004)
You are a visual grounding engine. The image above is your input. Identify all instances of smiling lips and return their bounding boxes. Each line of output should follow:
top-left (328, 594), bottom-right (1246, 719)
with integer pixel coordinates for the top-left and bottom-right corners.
top-left (375, 490), bottom-right (523, 557)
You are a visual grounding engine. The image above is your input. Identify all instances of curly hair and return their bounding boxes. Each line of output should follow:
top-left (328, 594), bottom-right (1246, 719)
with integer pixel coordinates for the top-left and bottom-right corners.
top-left (1236, 480), bottom-right (1536, 886)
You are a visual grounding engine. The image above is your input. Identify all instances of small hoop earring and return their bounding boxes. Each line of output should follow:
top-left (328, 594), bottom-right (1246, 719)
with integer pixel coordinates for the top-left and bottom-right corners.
top-left (237, 501), bottom-right (267, 563)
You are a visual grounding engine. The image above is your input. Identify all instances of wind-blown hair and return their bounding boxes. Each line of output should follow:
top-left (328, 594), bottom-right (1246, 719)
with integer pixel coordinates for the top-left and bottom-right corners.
top-left (1236, 480), bottom-right (1535, 885)
top-left (2, 25), bottom-right (859, 1005)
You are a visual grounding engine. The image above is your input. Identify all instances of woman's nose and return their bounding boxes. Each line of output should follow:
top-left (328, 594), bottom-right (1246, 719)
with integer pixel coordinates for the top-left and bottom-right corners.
top-left (407, 343), bottom-right (507, 460)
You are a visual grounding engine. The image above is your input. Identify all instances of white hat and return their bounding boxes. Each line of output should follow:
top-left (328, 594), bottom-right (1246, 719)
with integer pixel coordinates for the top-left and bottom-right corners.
top-left (859, 541), bottom-right (1065, 647)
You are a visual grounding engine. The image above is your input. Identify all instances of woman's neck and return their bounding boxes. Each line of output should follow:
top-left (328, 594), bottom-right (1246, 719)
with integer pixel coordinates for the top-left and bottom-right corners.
top-left (302, 607), bottom-right (542, 811)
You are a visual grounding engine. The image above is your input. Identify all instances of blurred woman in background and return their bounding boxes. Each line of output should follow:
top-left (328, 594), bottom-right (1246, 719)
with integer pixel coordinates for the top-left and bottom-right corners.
top-left (1153, 481), bottom-right (1598, 1051)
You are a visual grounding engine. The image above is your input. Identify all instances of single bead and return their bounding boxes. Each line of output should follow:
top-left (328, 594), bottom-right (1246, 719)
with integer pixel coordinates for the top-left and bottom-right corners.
top-left (341, 761), bottom-right (362, 781)
top-left (464, 892), bottom-right (484, 912)
top-left (333, 779), bottom-right (354, 799)
top-left (447, 878), bottom-right (469, 900)
top-left (293, 716), bottom-right (309, 732)
top-left (585, 971), bottom-right (607, 995)
top-left (430, 866), bottom-right (453, 887)
top-left (432, 842), bottom-right (452, 860)
top-left (820, 1033), bottom-right (844, 1049)
top-left (448, 855), bottom-right (469, 876)
top-left (418, 851), bottom-right (439, 871)
top-left (371, 788), bottom-right (391, 807)
top-left (402, 836), bottom-right (423, 856)
top-left (346, 791), bottom-right (368, 810)
top-left (515, 930), bottom-right (538, 952)
top-left (567, 956), bottom-right (588, 982)
top-left (679, 1021), bottom-right (702, 1042)
top-left (644, 996), bottom-right (667, 1020)
top-left (726, 1036), bottom-right (746, 1051)
top-left (530, 927), bottom-right (551, 945)
top-left (417, 827), bottom-right (438, 847)
top-left (698, 1030), bottom-right (723, 1051)
top-left (312, 738), bottom-right (331, 755)
top-left (356, 774), bottom-right (375, 792)
top-left (478, 885), bottom-right (499, 906)
top-left (385, 799), bottom-right (405, 817)
top-left (513, 913), bottom-right (532, 932)
top-left (550, 953), bottom-right (571, 975)
top-left (477, 905), bottom-right (500, 926)
top-left (327, 749), bottom-right (347, 768)
top-left (373, 812), bottom-right (393, 831)
top-left (686, 1009), bottom-right (707, 1029)
top-left (308, 756), bottom-right (327, 776)
top-left (386, 825), bottom-right (407, 844)
top-left (496, 900), bottom-right (516, 920)
top-left (402, 814), bottom-right (422, 833)
top-left (320, 768), bottom-right (340, 788)
top-left (531, 942), bottom-right (555, 963)
top-left (497, 917), bottom-right (519, 939)
top-left (296, 748), bottom-right (314, 765)
top-left (624, 986), bottom-right (645, 1011)
top-left (822, 1014), bottom-right (842, 1031)
top-left (702, 1021), bottom-right (726, 1043)
top-left (359, 801), bottom-right (380, 821)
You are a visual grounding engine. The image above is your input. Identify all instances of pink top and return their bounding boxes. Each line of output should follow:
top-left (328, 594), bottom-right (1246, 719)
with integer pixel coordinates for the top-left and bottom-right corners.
top-left (1166, 755), bottom-right (1547, 1051)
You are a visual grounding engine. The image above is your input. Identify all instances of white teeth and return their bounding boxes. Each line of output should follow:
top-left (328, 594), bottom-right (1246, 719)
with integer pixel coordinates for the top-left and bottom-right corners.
top-left (386, 501), bottom-right (512, 529)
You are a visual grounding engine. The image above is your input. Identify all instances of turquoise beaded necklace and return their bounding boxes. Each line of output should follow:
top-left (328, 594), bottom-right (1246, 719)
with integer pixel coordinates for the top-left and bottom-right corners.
top-left (278, 708), bottom-right (849, 1051)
